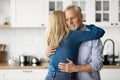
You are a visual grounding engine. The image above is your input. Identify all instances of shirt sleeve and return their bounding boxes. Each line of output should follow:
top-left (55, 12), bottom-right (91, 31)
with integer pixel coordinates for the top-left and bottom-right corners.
top-left (89, 39), bottom-right (104, 72)
top-left (70, 25), bottom-right (105, 43)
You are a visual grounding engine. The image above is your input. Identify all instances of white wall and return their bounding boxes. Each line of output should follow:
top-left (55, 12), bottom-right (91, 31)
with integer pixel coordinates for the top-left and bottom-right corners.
top-left (102, 27), bottom-right (120, 61)
top-left (0, 27), bottom-right (47, 61)
top-left (0, 27), bottom-right (120, 61)
top-left (0, 0), bottom-right (10, 25)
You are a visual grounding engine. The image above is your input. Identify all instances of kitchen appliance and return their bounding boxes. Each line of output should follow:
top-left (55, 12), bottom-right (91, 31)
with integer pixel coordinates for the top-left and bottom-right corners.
top-left (31, 57), bottom-right (39, 66)
top-left (19, 55), bottom-right (41, 66)
top-left (19, 55), bottom-right (32, 66)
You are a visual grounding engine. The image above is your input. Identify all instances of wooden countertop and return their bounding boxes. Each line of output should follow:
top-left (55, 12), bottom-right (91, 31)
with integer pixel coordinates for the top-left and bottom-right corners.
top-left (0, 62), bottom-right (49, 69)
top-left (103, 65), bottom-right (120, 69)
top-left (0, 63), bottom-right (120, 69)
top-left (0, 24), bottom-right (11, 28)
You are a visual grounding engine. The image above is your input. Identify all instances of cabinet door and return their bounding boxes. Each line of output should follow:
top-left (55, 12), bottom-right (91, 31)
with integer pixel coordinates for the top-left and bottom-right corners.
top-left (0, 71), bottom-right (3, 79)
top-left (69, 0), bottom-right (120, 27)
top-left (49, 0), bottom-right (63, 14)
top-left (90, 0), bottom-right (120, 27)
top-left (0, 70), bottom-right (5, 80)
top-left (4, 69), bottom-right (35, 80)
top-left (11, 0), bottom-right (48, 27)
top-left (89, 0), bottom-right (112, 27)
top-left (3, 69), bottom-right (48, 80)
top-left (39, 69), bottom-right (48, 80)
top-left (0, 0), bottom-right (11, 27)
top-left (100, 69), bottom-right (120, 80)
top-left (114, 0), bottom-right (120, 27)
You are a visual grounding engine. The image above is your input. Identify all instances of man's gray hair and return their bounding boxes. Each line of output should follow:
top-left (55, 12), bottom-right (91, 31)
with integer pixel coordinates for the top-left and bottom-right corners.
top-left (64, 5), bottom-right (81, 14)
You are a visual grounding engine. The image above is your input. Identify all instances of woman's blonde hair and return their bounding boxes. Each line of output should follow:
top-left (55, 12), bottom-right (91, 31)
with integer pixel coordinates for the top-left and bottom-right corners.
top-left (45, 10), bottom-right (69, 48)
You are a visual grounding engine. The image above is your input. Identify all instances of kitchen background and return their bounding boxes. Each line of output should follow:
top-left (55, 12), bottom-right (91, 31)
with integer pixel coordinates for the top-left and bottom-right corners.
top-left (0, 0), bottom-right (120, 61)
top-left (0, 28), bottom-right (46, 59)
top-left (0, 26), bottom-right (120, 61)
top-left (0, 0), bottom-right (120, 80)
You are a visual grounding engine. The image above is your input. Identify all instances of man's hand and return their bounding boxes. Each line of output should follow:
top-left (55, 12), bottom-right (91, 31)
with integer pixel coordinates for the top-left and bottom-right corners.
top-left (58, 58), bottom-right (77, 73)
top-left (45, 45), bottom-right (56, 57)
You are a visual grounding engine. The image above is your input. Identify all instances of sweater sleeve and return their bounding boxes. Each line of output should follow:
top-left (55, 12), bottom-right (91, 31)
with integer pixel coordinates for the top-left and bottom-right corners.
top-left (70, 24), bottom-right (105, 42)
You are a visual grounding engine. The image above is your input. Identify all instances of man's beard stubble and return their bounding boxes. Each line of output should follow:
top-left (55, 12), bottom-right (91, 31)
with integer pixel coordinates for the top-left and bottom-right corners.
top-left (69, 24), bottom-right (80, 31)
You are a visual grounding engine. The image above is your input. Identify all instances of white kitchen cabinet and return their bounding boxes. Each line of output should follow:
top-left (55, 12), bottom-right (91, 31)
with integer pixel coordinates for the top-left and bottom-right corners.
top-left (100, 69), bottom-right (120, 80)
top-left (49, 0), bottom-right (120, 27)
top-left (49, 0), bottom-right (63, 14)
top-left (89, 0), bottom-right (120, 27)
top-left (0, 71), bottom-right (4, 79)
top-left (72, 0), bottom-right (120, 27)
top-left (0, 70), bottom-right (6, 79)
top-left (11, 0), bottom-right (48, 27)
top-left (0, 0), bottom-right (11, 27)
top-left (49, 0), bottom-right (88, 23)
top-left (9, 0), bottom-right (120, 27)
top-left (49, 0), bottom-right (71, 12)
top-left (0, 69), bottom-right (48, 80)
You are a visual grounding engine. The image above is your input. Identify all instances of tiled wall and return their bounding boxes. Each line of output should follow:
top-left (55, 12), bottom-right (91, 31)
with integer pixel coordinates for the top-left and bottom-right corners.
top-left (0, 27), bottom-right (120, 61)
top-left (101, 27), bottom-right (120, 61)
top-left (0, 27), bottom-right (47, 60)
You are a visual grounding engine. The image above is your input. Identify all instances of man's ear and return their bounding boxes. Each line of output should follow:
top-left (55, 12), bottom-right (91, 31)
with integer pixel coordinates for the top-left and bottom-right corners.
top-left (80, 14), bottom-right (83, 20)
top-left (78, 13), bottom-right (83, 22)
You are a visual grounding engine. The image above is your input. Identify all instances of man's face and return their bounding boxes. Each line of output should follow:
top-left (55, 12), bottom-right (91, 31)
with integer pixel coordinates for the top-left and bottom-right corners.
top-left (65, 8), bottom-right (83, 30)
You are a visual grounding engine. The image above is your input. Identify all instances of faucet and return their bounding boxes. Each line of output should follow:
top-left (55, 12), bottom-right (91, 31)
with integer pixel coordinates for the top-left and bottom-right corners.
top-left (103, 39), bottom-right (116, 65)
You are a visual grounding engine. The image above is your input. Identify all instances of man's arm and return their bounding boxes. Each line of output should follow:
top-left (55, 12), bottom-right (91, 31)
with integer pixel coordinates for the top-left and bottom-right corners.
top-left (58, 39), bottom-right (103, 72)
top-left (89, 39), bottom-right (103, 71)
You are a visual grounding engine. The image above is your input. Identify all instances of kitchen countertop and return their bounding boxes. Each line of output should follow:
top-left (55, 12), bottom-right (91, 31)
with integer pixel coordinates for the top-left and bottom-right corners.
top-left (103, 65), bottom-right (120, 69)
top-left (0, 62), bottom-right (49, 69)
top-left (0, 24), bottom-right (10, 28)
top-left (0, 62), bottom-right (120, 69)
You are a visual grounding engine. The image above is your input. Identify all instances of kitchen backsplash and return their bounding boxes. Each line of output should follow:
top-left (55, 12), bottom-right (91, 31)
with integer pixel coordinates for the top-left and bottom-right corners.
top-left (0, 27), bottom-right (120, 61)
top-left (0, 27), bottom-right (47, 60)
top-left (102, 27), bottom-right (120, 57)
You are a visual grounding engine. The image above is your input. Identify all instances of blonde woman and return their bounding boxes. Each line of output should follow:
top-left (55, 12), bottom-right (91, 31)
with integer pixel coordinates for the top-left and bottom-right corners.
top-left (45, 10), bottom-right (105, 80)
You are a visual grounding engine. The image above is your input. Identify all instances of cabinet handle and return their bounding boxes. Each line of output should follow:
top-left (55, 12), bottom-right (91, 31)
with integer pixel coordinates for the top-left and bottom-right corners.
top-left (41, 24), bottom-right (44, 27)
top-left (111, 23), bottom-right (114, 25)
top-left (23, 70), bottom-right (33, 73)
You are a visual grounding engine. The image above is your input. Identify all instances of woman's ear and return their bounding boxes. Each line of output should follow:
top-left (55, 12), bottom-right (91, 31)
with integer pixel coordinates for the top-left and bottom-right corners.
top-left (78, 13), bottom-right (83, 22)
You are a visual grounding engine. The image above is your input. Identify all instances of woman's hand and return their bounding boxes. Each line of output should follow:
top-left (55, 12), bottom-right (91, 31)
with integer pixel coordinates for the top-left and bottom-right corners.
top-left (45, 45), bottom-right (56, 57)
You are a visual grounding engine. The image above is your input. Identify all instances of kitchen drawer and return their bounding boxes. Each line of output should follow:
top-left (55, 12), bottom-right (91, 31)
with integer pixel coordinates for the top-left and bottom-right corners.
top-left (100, 69), bottom-right (120, 80)
top-left (0, 70), bottom-right (5, 79)
top-left (0, 69), bottom-right (48, 80)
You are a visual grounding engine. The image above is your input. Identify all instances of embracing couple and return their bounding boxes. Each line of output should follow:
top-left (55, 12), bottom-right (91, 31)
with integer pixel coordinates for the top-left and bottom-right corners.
top-left (45, 5), bottom-right (105, 80)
